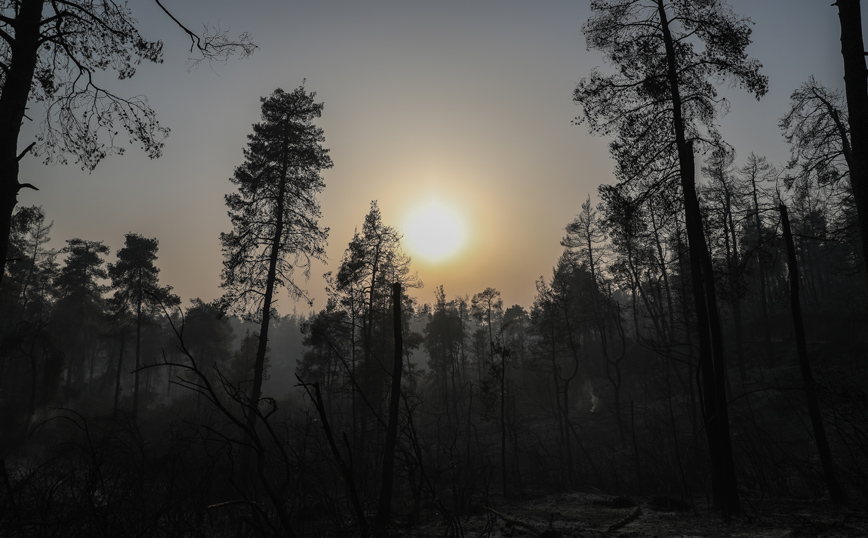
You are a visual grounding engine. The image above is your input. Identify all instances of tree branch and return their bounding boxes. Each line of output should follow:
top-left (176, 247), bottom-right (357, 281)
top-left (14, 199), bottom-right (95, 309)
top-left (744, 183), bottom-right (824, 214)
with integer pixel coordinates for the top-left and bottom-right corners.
top-left (17, 142), bottom-right (36, 162)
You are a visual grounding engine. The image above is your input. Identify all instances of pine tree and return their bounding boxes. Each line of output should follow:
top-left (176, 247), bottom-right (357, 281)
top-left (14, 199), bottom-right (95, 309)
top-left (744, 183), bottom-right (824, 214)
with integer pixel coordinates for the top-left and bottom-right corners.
top-left (573, 0), bottom-right (768, 515)
top-left (108, 233), bottom-right (177, 423)
top-left (220, 85), bottom-right (331, 431)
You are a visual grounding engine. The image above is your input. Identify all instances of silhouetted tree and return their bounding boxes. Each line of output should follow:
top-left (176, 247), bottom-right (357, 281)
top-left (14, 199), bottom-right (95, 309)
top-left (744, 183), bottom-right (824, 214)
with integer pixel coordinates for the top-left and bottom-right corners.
top-left (220, 85), bottom-right (331, 439)
top-left (574, 0), bottom-right (768, 515)
top-left (108, 233), bottom-right (177, 423)
top-left (834, 0), bottom-right (868, 287)
top-left (424, 285), bottom-right (465, 420)
top-left (781, 78), bottom-right (860, 277)
top-left (51, 238), bottom-right (109, 391)
top-left (779, 202), bottom-right (847, 505)
top-left (702, 149), bottom-right (748, 383)
top-left (298, 302), bottom-right (352, 395)
top-left (782, 78), bottom-right (851, 184)
top-left (563, 198), bottom-right (633, 437)
top-left (739, 153), bottom-right (778, 367)
top-left (599, 186), bottom-right (658, 342)
top-left (376, 282), bottom-right (405, 529)
top-left (177, 299), bottom-right (234, 406)
top-left (472, 287), bottom-right (507, 494)
top-left (1, 207), bottom-right (56, 334)
top-left (0, 1), bottom-right (254, 291)
top-left (54, 239), bottom-right (109, 301)
top-left (328, 201), bottom-right (419, 493)
top-left (0, 206), bottom-right (56, 445)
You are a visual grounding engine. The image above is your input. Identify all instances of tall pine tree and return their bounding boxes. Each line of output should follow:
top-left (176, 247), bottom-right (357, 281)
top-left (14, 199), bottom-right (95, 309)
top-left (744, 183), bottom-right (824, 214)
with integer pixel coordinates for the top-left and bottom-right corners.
top-left (574, 0), bottom-right (767, 515)
top-left (220, 85), bottom-right (331, 432)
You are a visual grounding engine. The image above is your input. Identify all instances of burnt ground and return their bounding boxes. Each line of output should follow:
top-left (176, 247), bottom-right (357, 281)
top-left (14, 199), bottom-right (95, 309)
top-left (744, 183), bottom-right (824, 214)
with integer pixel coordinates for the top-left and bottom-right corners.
top-left (399, 492), bottom-right (868, 538)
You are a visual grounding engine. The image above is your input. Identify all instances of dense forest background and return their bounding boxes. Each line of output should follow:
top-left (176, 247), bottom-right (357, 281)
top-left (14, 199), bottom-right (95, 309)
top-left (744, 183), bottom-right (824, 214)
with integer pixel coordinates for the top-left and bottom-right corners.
top-left (2, 1), bottom-right (868, 537)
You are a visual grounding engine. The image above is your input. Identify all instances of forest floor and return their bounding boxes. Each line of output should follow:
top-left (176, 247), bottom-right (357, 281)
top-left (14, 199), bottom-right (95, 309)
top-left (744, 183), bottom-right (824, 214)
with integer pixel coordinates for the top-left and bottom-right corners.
top-left (399, 491), bottom-right (868, 538)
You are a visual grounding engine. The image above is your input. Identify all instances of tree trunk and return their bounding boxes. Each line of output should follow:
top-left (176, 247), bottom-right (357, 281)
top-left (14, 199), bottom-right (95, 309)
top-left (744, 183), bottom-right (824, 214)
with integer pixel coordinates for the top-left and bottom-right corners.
top-left (676, 229), bottom-right (699, 436)
top-left (560, 301), bottom-right (580, 483)
top-left (650, 202), bottom-right (676, 341)
top-left (359, 242), bottom-right (382, 469)
top-left (562, 375), bottom-right (573, 485)
top-left (307, 381), bottom-right (368, 537)
top-left (0, 0), bottom-right (44, 290)
top-left (631, 401), bottom-right (642, 491)
top-left (749, 171), bottom-right (774, 368)
top-left (836, 0), bottom-right (868, 292)
top-left (549, 329), bottom-right (567, 471)
top-left (376, 282), bottom-right (404, 531)
top-left (240, 142), bottom-right (289, 487)
top-left (248, 144), bottom-right (289, 433)
top-left (583, 218), bottom-right (624, 446)
top-left (500, 344), bottom-right (507, 498)
top-left (780, 203), bottom-right (847, 505)
top-left (657, 0), bottom-right (740, 516)
top-left (609, 303), bottom-right (628, 448)
top-left (133, 295), bottom-right (142, 424)
top-left (724, 190), bottom-right (747, 383)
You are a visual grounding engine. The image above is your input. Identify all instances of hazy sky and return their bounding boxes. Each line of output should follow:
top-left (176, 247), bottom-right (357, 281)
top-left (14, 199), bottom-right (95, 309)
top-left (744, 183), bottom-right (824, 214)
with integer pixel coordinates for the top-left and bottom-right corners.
top-left (17, 1), bottom-right (853, 314)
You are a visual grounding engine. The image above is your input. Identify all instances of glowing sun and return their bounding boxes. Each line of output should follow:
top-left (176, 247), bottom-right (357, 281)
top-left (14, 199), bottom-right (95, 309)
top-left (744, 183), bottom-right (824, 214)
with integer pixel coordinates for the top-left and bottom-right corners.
top-left (404, 201), bottom-right (467, 263)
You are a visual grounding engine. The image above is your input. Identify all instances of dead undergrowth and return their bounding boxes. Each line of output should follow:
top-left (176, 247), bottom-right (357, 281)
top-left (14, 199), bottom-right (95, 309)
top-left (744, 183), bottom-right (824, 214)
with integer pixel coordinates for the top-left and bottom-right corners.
top-left (399, 491), bottom-right (868, 538)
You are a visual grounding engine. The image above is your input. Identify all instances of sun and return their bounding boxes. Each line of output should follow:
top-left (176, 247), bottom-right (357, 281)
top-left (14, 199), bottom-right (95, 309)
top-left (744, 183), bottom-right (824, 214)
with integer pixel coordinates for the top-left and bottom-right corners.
top-left (403, 201), bottom-right (467, 263)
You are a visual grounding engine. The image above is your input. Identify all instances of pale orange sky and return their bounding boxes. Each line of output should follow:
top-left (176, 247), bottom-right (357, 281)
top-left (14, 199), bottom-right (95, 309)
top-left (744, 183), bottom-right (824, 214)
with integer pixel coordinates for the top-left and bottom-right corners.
top-left (17, 0), bottom-right (852, 314)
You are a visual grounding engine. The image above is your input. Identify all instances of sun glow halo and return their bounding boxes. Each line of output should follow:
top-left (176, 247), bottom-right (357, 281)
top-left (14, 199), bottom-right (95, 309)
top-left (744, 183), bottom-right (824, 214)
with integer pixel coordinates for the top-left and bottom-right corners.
top-left (404, 201), bottom-right (467, 263)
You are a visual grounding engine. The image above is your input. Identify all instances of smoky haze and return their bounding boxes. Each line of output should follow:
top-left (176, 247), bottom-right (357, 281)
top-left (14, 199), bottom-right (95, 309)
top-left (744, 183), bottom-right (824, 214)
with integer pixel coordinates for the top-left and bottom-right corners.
top-left (2, 1), bottom-right (867, 536)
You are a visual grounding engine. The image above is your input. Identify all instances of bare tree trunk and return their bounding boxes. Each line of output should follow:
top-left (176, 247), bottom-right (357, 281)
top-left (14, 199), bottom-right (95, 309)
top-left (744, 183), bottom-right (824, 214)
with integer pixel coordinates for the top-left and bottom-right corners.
top-left (650, 202), bottom-right (676, 341)
top-left (780, 203), bottom-right (847, 505)
top-left (376, 283), bottom-right (404, 531)
top-left (359, 243), bottom-right (382, 474)
top-left (676, 229), bottom-right (699, 436)
top-left (133, 295), bottom-right (142, 424)
top-left (509, 385), bottom-right (523, 495)
top-left (836, 0), bottom-right (868, 293)
top-left (351, 302), bottom-right (358, 447)
top-left (631, 401), bottom-right (642, 491)
top-left (723, 189), bottom-right (747, 383)
top-left (304, 380), bottom-right (368, 537)
top-left (748, 166), bottom-right (774, 368)
top-left (657, 0), bottom-right (739, 515)
top-left (500, 344), bottom-right (508, 498)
